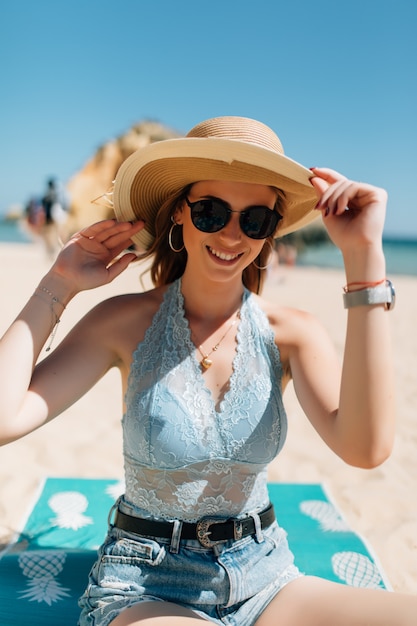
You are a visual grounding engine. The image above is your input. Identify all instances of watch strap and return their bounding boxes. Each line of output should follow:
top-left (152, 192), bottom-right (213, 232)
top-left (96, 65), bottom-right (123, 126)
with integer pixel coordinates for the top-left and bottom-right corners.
top-left (343, 280), bottom-right (395, 310)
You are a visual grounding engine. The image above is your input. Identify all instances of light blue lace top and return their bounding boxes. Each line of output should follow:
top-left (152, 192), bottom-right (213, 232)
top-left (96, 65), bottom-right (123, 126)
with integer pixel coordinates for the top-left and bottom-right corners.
top-left (122, 278), bottom-right (287, 522)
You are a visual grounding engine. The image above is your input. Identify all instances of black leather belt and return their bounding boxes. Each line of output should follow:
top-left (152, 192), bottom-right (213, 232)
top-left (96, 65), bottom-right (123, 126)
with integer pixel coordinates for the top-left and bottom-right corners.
top-left (113, 503), bottom-right (275, 548)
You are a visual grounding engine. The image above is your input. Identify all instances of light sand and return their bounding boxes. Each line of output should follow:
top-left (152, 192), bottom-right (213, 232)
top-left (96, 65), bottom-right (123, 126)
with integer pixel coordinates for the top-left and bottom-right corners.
top-left (0, 241), bottom-right (416, 592)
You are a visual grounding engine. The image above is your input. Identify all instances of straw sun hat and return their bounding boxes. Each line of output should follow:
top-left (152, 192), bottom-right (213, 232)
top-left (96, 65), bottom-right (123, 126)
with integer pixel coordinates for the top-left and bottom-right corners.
top-left (112, 116), bottom-right (319, 250)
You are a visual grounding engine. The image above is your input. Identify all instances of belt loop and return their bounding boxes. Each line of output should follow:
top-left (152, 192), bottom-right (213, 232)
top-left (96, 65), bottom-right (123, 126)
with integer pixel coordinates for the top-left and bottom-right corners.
top-left (169, 520), bottom-right (183, 554)
top-left (252, 512), bottom-right (264, 543)
top-left (108, 496), bottom-right (122, 529)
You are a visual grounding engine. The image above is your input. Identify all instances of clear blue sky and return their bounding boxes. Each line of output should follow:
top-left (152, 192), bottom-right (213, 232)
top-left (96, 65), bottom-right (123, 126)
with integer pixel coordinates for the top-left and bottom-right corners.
top-left (1, 0), bottom-right (416, 238)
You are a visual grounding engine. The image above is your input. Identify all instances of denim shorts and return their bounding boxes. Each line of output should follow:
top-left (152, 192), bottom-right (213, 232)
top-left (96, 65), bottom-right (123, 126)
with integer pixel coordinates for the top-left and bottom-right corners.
top-left (78, 503), bottom-right (302, 626)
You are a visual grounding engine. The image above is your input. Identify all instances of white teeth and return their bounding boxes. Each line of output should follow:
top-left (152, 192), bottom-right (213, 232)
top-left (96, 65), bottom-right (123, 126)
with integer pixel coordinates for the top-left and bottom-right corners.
top-left (209, 247), bottom-right (240, 261)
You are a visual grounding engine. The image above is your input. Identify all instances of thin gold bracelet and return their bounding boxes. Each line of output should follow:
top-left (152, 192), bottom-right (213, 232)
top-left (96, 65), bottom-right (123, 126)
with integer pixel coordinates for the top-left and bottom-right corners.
top-left (33, 287), bottom-right (66, 351)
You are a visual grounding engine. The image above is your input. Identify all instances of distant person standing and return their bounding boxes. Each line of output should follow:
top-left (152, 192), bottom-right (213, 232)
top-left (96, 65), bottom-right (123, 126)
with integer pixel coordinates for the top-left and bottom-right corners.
top-left (40, 178), bottom-right (69, 257)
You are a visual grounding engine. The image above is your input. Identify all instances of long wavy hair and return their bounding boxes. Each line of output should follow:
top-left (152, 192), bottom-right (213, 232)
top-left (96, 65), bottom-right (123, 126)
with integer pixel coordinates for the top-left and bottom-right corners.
top-left (137, 185), bottom-right (285, 295)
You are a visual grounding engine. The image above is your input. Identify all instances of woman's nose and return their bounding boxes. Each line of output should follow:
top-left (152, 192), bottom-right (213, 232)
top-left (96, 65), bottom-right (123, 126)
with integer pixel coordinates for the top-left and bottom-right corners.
top-left (219, 212), bottom-right (242, 240)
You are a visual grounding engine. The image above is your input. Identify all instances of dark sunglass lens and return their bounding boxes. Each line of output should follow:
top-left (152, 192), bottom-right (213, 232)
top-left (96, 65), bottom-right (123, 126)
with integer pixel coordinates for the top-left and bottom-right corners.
top-left (241, 207), bottom-right (280, 239)
top-left (190, 200), bottom-right (227, 233)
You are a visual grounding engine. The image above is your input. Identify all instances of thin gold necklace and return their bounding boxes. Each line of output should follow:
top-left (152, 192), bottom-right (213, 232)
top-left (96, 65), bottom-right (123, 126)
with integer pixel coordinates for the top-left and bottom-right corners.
top-left (196, 310), bottom-right (241, 371)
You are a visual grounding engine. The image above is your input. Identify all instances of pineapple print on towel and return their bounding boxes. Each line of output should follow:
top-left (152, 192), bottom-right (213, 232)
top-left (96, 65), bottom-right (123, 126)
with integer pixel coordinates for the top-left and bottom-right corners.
top-left (332, 552), bottom-right (385, 589)
top-left (18, 550), bottom-right (71, 605)
top-left (105, 480), bottom-right (125, 501)
top-left (299, 499), bottom-right (351, 532)
top-left (48, 491), bottom-right (93, 530)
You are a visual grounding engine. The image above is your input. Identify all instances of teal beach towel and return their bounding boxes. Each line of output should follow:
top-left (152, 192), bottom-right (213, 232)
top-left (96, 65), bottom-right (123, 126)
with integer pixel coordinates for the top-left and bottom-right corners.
top-left (0, 478), bottom-right (390, 625)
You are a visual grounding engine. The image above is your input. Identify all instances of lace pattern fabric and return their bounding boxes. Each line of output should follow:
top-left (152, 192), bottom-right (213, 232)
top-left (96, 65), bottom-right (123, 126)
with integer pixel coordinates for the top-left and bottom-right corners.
top-left (122, 279), bottom-right (288, 522)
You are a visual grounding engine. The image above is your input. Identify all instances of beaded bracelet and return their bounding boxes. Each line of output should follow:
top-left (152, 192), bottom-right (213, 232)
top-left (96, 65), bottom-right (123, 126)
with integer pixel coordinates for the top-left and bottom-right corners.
top-left (33, 286), bottom-right (66, 351)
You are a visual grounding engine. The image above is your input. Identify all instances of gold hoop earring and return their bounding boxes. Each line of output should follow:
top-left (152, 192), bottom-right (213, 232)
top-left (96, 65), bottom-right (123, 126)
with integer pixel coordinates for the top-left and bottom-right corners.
top-left (168, 217), bottom-right (184, 253)
top-left (252, 239), bottom-right (274, 270)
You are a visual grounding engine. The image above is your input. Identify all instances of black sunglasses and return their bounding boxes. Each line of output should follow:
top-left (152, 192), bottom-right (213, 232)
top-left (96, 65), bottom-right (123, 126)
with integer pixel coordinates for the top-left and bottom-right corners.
top-left (184, 196), bottom-right (282, 240)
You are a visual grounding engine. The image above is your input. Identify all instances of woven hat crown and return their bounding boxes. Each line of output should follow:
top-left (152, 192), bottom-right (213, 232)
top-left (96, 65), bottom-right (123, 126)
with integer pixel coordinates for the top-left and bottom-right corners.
top-left (186, 116), bottom-right (285, 155)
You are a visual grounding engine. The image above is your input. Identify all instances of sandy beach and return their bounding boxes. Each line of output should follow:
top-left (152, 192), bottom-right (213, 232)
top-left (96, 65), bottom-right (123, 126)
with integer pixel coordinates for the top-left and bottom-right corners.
top-left (0, 240), bottom-right (416, 593)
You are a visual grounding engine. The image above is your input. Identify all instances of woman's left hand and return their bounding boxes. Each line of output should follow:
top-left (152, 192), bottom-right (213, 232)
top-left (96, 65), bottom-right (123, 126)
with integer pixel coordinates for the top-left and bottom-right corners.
top-left (310, 168), bottom-right (388, 254)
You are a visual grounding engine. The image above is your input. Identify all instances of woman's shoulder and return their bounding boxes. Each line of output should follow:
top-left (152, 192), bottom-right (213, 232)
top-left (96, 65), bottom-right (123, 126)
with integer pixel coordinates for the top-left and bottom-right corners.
top-left (250, 293), bottom-right (313, 328)
top-left (79, 284), bottom-right (169, 344)
top-left (91, 284), bottom-right (167, 318)
top-left (74, 284), bottom-right (171, 367)
top-left (251, 293), bottom-right (326, 347)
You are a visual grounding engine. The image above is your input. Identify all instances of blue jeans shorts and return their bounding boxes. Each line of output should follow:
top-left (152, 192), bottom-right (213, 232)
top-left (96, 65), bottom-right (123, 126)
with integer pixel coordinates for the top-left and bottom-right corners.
top-left (78, 502), bottom-right (302, 626)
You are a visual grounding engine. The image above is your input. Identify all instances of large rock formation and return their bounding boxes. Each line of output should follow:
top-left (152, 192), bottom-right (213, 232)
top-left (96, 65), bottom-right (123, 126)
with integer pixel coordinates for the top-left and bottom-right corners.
top-left (65, 120), bottom-right (181, 235)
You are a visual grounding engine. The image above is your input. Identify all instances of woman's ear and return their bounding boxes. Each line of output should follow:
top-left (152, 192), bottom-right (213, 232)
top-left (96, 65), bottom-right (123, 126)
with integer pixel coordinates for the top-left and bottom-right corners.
top-left (172, 200), bottom-right (185, 225)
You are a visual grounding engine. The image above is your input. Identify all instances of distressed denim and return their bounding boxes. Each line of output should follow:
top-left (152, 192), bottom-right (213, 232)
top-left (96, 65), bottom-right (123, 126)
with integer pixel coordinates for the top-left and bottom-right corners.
top-left (78, 510), bottom-right (301, 626)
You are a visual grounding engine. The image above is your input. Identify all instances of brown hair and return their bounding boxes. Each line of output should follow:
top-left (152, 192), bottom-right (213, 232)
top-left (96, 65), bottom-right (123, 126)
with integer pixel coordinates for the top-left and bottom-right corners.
top-left (137, 187), bottom-right (284, 295)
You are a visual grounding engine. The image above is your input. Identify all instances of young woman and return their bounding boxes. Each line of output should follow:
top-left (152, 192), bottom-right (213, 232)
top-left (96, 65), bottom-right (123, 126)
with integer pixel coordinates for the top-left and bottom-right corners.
top-left (0, 116), bottom-right (414, 625)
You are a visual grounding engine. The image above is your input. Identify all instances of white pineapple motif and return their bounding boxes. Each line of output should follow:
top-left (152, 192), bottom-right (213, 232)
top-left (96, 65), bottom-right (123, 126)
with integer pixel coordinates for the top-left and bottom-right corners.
top-left (48, 491), bottom-right (93, 530)
top-left (299, 500), bottom-right (351, 532)
top-left (18, 550), bottom-right (71, 605)
top-left (106, 480), bottom-right (125, 501)
top-left (332, 551), bottom-right (384, 588)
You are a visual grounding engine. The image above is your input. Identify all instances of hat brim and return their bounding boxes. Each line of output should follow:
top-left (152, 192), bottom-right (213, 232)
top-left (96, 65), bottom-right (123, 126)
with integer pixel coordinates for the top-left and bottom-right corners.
top-left (113, 137), bottom-right (319, 250)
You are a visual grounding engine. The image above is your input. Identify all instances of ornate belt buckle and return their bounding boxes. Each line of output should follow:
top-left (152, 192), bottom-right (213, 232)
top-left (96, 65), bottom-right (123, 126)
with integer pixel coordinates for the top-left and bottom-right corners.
top-left (196, 517), bottom-right (243, 548)
top-left (196, 518), bottom-right (225, 548)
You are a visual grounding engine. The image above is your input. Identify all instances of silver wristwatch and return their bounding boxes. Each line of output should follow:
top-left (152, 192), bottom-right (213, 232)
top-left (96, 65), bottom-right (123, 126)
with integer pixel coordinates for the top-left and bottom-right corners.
top-left (343, 279), bottom-right (395, 310)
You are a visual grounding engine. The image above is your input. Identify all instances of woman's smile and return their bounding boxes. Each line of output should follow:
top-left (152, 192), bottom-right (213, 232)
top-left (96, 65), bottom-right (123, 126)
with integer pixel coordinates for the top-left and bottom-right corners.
top-left (206, 245), bottom-right (244, 263)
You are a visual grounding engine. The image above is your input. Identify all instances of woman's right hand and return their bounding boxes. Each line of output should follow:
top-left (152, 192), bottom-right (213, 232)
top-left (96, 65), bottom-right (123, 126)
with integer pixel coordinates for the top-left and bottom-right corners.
top-left (48, 219), bottom-right (145, 295)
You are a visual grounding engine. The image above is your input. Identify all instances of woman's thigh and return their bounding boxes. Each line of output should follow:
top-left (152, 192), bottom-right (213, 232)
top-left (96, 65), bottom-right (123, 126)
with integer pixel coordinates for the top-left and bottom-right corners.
top-left (109, 600), bottom-right (209, 625)
top-left (255, 576), bottom-right (417, 626)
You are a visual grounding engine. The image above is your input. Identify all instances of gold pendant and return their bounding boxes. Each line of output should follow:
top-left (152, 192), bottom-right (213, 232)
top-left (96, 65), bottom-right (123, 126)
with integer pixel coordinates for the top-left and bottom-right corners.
top-left (201, 357), bottom-right (213, 370)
